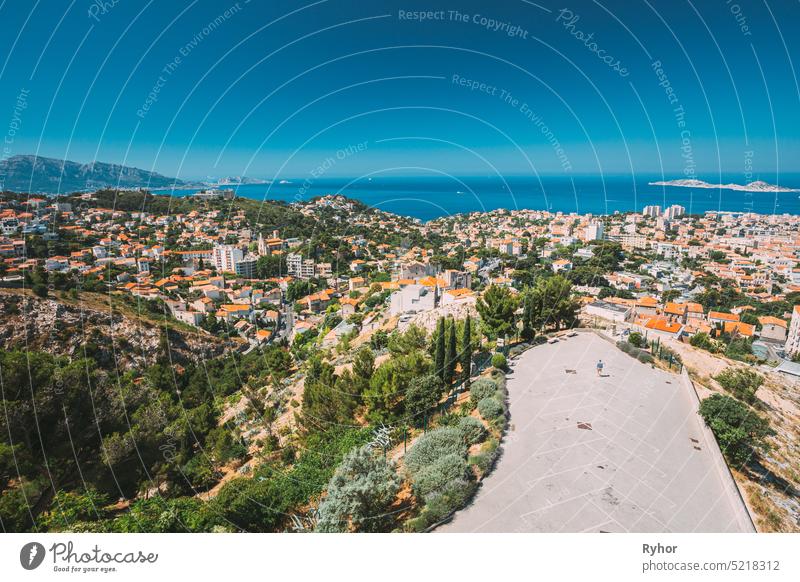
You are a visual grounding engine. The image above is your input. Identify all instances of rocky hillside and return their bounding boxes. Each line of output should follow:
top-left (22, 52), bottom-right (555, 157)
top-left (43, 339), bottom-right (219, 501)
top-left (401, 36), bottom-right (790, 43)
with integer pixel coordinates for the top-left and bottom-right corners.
top-left (0, 154), bottom-right (188, 193)
top-left (0, 290), bottom-right (228, 370)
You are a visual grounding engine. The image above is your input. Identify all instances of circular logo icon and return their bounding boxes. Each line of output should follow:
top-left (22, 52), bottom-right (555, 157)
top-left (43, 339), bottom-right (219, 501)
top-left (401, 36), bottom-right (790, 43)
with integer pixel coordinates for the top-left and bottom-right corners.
top-left (20, 542), bottom-right (46, 570)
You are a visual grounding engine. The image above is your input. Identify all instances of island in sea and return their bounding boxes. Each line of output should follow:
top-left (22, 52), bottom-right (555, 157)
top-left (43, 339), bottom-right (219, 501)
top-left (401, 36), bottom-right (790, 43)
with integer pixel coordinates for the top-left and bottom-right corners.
top-left (649, 179), bottom-right (799, 193)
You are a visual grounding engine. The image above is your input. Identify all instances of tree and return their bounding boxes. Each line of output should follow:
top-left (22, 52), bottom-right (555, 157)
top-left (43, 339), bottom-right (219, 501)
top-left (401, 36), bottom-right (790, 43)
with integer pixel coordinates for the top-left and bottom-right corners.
top-left (316, 445), bottom-right (401, 533)
top-left (212, 477), bottom-right (285, 532)
top-left (628, 331), bottom-right (644, 348)
top-left (520, 291), bottom-right (534, 341)
top-left (445, 317), bottom-right (457, 385)
top-left (365, 351), bottom-right (431, 423)
top-left (405, 374), bottom-right (445, 426)
top-left (461, 315), bottom-right (473, 387)
top-left (538, 275), bottom-right (579, 331)
top-left (352, 347), bottom-right (375, 399)
top-left (714, 368), bottom-right (763, 405)
top-left (662, 289), bottom-right (681, 303)
top-left (302, 358), bottom-right (355, 431)
top-left (476, 285), bottom-right (518, 341)
top-left (434, 317), bottom-right (446, 381)
top-left (699, 394), bottom-right (773, 468)
top-left (370, 330), bottom-right (389, 350)
top-left (388, 324), bottom-right (427, 356)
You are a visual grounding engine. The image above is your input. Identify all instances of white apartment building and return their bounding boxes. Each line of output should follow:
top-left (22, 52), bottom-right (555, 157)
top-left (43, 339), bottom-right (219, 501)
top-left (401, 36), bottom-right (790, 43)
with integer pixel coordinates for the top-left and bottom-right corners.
top-left (784, 305), bottom-right (800, 356)
top-left (642, 205), bottom-right (662, 217)
top-left (213, 244), bottom-right (244, 273)
top-left (287, 252), bottom-right (315, 279)
top-left (663, 205), bottom-right (686, 220)
top-left (585, 222), bottom-right (604, 241)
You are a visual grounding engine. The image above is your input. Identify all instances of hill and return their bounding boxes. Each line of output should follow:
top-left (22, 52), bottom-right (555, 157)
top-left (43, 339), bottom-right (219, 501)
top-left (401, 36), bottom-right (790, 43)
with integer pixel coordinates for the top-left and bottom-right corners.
top-left (0, 154), bottom-right (189, 193)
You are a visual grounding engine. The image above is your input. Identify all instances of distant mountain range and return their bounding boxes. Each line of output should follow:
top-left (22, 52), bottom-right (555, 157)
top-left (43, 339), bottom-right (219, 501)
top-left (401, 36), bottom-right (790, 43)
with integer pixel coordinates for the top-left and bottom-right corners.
top-left (649, 179), bottom-right (799, 193)
top-left (0, 155), bottom-right (193, 193)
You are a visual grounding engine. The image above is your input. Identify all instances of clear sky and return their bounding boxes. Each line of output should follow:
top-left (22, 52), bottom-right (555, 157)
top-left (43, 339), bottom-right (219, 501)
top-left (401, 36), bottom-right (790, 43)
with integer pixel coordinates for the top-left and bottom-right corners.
top-left (0, 0), bottom-right (798, 181)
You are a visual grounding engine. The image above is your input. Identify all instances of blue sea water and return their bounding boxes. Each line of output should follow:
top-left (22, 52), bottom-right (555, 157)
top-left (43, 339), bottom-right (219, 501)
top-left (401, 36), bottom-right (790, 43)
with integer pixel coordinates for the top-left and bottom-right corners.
top-left (154, 175), bottom-right (800, 221)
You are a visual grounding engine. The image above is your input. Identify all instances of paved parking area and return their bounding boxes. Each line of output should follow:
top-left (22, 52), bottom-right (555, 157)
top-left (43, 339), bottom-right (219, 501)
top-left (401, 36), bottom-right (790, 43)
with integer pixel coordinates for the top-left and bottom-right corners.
top-left (439, 332), bottom-right (752, 532)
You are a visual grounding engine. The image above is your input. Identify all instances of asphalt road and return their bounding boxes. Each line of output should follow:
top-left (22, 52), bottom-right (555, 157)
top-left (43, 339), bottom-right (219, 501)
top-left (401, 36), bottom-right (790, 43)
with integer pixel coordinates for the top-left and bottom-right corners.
top-left (438, 332), bottom-right (752, 533)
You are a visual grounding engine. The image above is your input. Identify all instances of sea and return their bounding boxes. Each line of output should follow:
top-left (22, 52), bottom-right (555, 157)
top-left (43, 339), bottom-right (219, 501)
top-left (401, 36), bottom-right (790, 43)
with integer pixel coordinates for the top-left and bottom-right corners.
top-left (153, 174), bottom-right (800, 222)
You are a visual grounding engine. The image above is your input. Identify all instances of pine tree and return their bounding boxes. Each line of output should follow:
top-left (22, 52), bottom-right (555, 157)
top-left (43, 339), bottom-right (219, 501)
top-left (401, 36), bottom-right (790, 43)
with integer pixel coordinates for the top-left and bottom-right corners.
top-left (434, 317), bottom-right (446, 381)
top-left (462, 314), bottom-right (473, 386)
top-left (446, 317), bottom-right (457, 385)
top-left (521, 290), bottom-right (534, 341)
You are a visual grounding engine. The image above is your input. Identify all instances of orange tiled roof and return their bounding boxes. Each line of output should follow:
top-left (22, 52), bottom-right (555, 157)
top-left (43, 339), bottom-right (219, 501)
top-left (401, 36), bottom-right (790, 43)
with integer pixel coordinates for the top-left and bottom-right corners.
top-left (708, 311), bottom-right (739, 322)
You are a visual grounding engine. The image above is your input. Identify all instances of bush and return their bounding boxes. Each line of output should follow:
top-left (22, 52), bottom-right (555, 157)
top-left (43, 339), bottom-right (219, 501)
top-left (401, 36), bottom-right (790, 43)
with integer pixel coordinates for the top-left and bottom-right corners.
top-left (469, 438), bottom-right (500, 474)
top-left (457, 416), bottom-right (487, 446)
top-left (469, 378), bottom-right (497, 403)
top-left (715, 368), bottom-right (763, 404)
top-left (406, 478), bottom-right (478, 531)
top-left (478, 397), bottom-right (504, 420)
top-left (699, 394), bottom-right (773, 469)
top-left (690, 332), bottom-right (714, 351)
top-left (491, 353), bottom-right (507, 370)
top-left (616, 340), bottom-right (633, 354)
top-left (628, 332), bottom-right (644, 347)
top-left (404, 427), bottom-right (466, 475)
top-left (316, 445), bottom-right (401, 532)
top-left (637, 352), bottom-right (654, 364)
top-left (412, 453), bottom-right (469, 499)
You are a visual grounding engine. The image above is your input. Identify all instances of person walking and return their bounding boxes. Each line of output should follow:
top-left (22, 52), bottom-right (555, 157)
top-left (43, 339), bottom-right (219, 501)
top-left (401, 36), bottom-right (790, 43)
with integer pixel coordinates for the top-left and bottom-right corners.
top-left (596, 359), bottom-right (604, 376)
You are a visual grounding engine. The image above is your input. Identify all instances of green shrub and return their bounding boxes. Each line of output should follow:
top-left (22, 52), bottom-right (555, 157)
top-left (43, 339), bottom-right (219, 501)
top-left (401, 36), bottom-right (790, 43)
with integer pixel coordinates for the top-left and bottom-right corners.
top-left (404, 427), bottom-right (466, 475)
top-left (316, 445), bottom-right (402, 532)
top-left (637, 352), bottom-right (654, 364)
top-left (436, 412), bottom-right (463, 427)
top-left (628, 332), bottom-right (644, 347)
top-left (457, 416), bottom-right (487, 446)
top-left (478, 397), bottom-right (504, 420)
top-left (469, 378), bottom-right (497, 403)
top-left (715, 368), bottom-right (763, 404)
top-left (491, 353), bottom-right (507, 370)
top-left (415, 478), bottom-right (477, 528)
top-left (699, 394), bottom-right (773, 468)
top-left (412, 453), bottom-right (469, 499)
top-left (469, 438), bottom-right (500, 474)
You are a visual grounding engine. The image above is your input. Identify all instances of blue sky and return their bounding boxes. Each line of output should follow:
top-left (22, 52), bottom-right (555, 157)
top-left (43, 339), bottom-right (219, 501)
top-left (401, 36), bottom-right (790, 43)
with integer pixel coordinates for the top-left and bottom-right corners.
top-left (0, 0), bottom-right (798, 181)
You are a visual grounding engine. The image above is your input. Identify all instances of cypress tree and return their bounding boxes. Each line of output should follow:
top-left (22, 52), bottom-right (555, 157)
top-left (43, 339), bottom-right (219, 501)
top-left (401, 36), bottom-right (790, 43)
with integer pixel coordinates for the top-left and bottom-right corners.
top-left (446, 317), bottom-right (457, 385)
top-left (462, 314), bottom-right (472, 386)
top-left (521, 291), bottom-right (534, 341)
top-left (434, 317), bottom-right (446, 381)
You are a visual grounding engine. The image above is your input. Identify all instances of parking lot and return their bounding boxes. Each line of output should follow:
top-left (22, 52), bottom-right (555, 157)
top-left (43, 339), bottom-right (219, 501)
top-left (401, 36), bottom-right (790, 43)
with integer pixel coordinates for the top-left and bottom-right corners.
top-left (439, 332), bottom-right (753, 533)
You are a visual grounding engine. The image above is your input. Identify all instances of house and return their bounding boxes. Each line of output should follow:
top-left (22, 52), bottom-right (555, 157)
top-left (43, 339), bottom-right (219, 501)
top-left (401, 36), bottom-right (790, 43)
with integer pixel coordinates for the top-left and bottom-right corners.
top-left (340, 297), bottom-right (360, 317)
top-left (685, 302), bottom-right (705, 321)
top-left (390, 284), bottom-right (435, 316)
top-left (663, 302), bottom-right (687, 324)
top-left (215, 304), bottom-right (253, 323)
top-left (173, 309), bottom-right (204, 326)
top-left (585, 300), bottom-right (631, 323)
top-left (441, 288), bottom-right (475, 306)
top-left (634, 296), bottom-right (659, 316)
top-left (723, 321), bottom-right (755, 338)
top-left (302, 291), bottom-right (331, 313)
top-left (708, 311), bottom-right (739, 327)
top-left (758, 316), bottom-right (787, 343)
top-left (643, 317), bottom-right (683, 338)
top-left (551, 259), bottom-right (573, 273)
top-left (253, 329), bottom-right (272, 344)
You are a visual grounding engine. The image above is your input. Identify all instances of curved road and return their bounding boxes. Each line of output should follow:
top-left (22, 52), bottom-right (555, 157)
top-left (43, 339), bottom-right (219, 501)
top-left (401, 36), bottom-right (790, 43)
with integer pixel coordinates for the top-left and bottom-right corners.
top-left (439, 332), bottom-right (753, 533)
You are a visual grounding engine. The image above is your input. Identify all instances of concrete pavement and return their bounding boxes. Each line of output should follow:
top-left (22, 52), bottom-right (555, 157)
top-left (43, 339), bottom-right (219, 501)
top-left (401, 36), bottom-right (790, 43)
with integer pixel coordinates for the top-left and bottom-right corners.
top-left (438, 331), bottom-right (752, 532)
